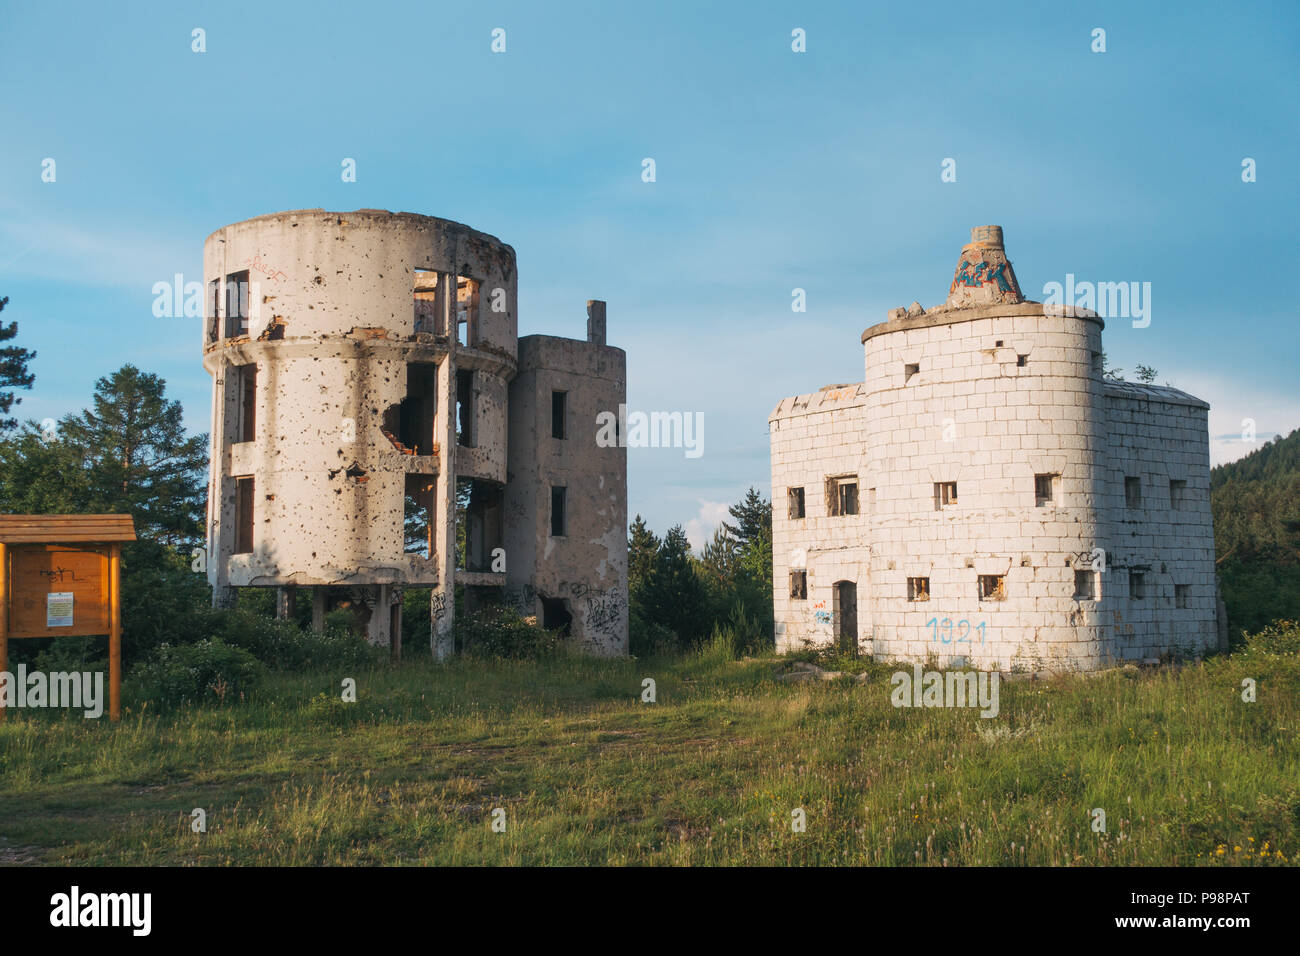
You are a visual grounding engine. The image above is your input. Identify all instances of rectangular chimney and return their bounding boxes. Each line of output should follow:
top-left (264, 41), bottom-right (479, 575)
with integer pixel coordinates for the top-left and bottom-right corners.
top-left (586, 299), bottom-right (606, 346)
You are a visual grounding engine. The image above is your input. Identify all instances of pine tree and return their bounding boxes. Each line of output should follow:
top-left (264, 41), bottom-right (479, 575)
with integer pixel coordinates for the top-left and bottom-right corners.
top-left (628, 514), bottom-right (661, 596)
top-left (644, 524), bottom-right (710, 646)
top-left (56, 364), bottom-right (208, 546)
top-left (0, 296), bottom-right (36, 431)
top-left (722, 487), bottom-right (772, 554)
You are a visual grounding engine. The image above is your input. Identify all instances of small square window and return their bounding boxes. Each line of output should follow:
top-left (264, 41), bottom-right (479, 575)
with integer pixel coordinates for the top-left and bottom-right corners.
top-left (1035, 473), bottom-right (1057, 506)
top-left (934, 481), bottom-right (958, 510)
top-left (1016, 354), bottom-right (1028, 367)
top-left (790, 570), bottom-right (807, 600)
top-left (788, 487), bottom-right (805, 519)
top-left (1129, 571), bottom-right (1146, 600)
top-left (904, 362), bottom-right (920, 383)
top-left (1124, 476), bottom-right (1142, 509)
top-left (995, 340), bottom-right (1004, 347)
top-left (1175, 584), bottom-right (1189, 609)
top-left (978, 574), bottom-right (1006, 602)
top-left (1170, 479), bottom-right (1186, 510)
top-left (1073, 569), bottom-right (1096, 601)
top-left (907, 577), bottom-right (930, 602)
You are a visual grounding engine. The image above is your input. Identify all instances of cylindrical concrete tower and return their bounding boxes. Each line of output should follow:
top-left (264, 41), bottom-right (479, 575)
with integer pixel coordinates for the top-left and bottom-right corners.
top-left (860, 225), bottom-right (1108, 670)
top-left (202, 209), bottom-right (518, 653)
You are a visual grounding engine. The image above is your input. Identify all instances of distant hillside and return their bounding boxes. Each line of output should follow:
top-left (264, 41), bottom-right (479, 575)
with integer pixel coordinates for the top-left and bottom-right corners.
top-left (1211, 427), bottom-right (1300, 637)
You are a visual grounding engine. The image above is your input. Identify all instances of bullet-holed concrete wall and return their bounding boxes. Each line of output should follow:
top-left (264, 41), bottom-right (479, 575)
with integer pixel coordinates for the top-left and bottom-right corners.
top-left (504, 328), bottom-right (628, 655)
top-left (203, 210), bottom-right (517, 607)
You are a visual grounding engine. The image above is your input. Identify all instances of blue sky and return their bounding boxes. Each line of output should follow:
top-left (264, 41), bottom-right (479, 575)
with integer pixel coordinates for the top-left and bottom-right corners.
top-left (2, 0), bottom-right (1297, 547)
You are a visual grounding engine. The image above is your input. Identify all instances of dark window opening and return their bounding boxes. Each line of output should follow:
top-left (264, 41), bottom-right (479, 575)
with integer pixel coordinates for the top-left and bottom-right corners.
top-left (455, 477), bottom-right (504, 572)
top-left (1016, 354), bottom-right (1028, 367)
top-left (237, 364), bottom-right (257, 443)
top-left (1129, 571), bottom-right (1146, 600)
top-left (456, 369), bottom-right (474, 447)
top-left (551, 486), bottom-right (567, 537)
top-left (904, 362), bottom-right (920, 383)
top-left (978, 574), bottom-right (1006, 602)
top-left (404, 474), bottom-right (436, 559)
top-left (834, 580), bottom-right (858, 655)
top-left (790, 569), bottom-right (807, 599)
top-left (788, 486), bottom-right (805, 519)
top-left (385, 362), bottom-right (438, 455)
top-left (552, 390), bottom-right (567, 440)
top-left (1175, 583), bottom-right (1189, 609)
top-left (1074, 569), bottom-right (1096, 600)
top-left (1125, 476), bottom-right (1141, 509)
top-left (907, 577), bottom-right (930, 602)
top-left (413, 268), bottom-right (442, 334)
top-left (224, 270), bottom-right (250, 338)
top-left (540, 597), bottom-right (572, 637)
top-left (1035, 473), bottom-right (1057, 506)
top-left (234, 476), bottom-right (254, 554)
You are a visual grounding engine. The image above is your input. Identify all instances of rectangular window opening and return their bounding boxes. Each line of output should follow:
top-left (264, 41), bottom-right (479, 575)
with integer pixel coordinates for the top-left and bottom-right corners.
top-left (1129, 571), bottom-right (1146, 600)
top-left (788, 486), bottom-right (805, 519)
top-left (237, 364), bottom-right (257, 443)
top-left (1073, 569), bottom-right (1096, 601)
top-left (552, 390), bottom-right (567, 440)
top-left (456, 276), bottom-right (480, 347)
top-left (1175, 583), bottom-right (1189, 609)
top-left (456, 477), bottom-right (504, 571)
top-left (551, 486), bottom-right (567, 537)
top-left (413, 268), bottom-right (441, 335)
top-left (1035, 473), bottom-right (1057, 506)
top-left (234, 476), bottom-right (254, 555)
top-left (978, 574), bottom-right (1006, 602)
top-left (404, 474), bottom-right (436, 560)
top-left (934, 481), bottom-right (958, 510)
top-left (904, 362), bottom-right (920, 383)
top-left (826, 476), bottom-right (858, 516)
top-left (1125, 476), bottom-right (1142, 509)
top-left (907, 577), bottom-right (930, 602)
top-left (789, 570), bottom-right (807, 600)
top-left (456, 369), bottom-right (474, 447)
top-left (224, 270), bottom-right (250, 338)
top-left (1016, 354), bottom-right (1028, 367)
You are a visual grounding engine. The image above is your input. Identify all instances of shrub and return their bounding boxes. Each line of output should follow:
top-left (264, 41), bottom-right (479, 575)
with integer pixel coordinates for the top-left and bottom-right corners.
top-left (212, 609), bottom-right (378, 671)
top-left (454, 605), bottom-right (562, 659)
top-left (629, 606), bottom-right (678, 657)
top-left (129, 640), bottom-right (265, 710)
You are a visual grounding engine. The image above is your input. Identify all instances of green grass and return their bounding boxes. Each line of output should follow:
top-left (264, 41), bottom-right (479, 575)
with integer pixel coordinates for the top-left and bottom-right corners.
top-left (1, 632), bottom-right (1298, 866)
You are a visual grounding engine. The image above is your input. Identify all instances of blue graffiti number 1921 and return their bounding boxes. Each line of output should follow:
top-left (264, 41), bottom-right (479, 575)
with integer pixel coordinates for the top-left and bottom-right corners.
top-left (927, 618), bottom-right (986, 645)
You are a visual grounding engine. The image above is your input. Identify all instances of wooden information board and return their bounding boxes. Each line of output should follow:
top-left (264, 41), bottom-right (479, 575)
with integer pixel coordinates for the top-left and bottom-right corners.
top-left (0, 515), bottom-right (135, 722)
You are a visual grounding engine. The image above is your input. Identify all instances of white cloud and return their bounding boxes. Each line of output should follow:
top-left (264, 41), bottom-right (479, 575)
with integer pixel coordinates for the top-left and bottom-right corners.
top-left (684, 499), bottom-right (731, 552)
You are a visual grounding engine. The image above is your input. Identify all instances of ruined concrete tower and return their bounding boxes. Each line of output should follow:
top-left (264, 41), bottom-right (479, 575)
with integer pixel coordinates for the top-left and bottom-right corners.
top-left (203, 210), bottom-right (628, 656)
top-left (769, 224), bottom-right (1218, 672)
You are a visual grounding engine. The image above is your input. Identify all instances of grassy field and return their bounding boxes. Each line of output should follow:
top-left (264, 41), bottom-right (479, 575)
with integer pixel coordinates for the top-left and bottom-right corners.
top-left (1, 629), bottom-right (1298, 866)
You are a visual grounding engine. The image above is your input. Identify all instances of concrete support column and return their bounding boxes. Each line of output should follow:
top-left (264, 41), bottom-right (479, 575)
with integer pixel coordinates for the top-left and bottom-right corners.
top-left (312, 587), bottom-right (327, 632)
top-left (276, 585), bottom-right (296, 621)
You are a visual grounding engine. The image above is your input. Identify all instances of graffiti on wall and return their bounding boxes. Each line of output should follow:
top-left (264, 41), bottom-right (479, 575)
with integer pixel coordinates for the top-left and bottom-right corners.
top-left (952, 258), bottom-right (1018, 296)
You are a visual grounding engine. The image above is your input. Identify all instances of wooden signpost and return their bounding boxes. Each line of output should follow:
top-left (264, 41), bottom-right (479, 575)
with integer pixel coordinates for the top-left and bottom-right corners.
top-left (0, 515), bottom-right (136, 722)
